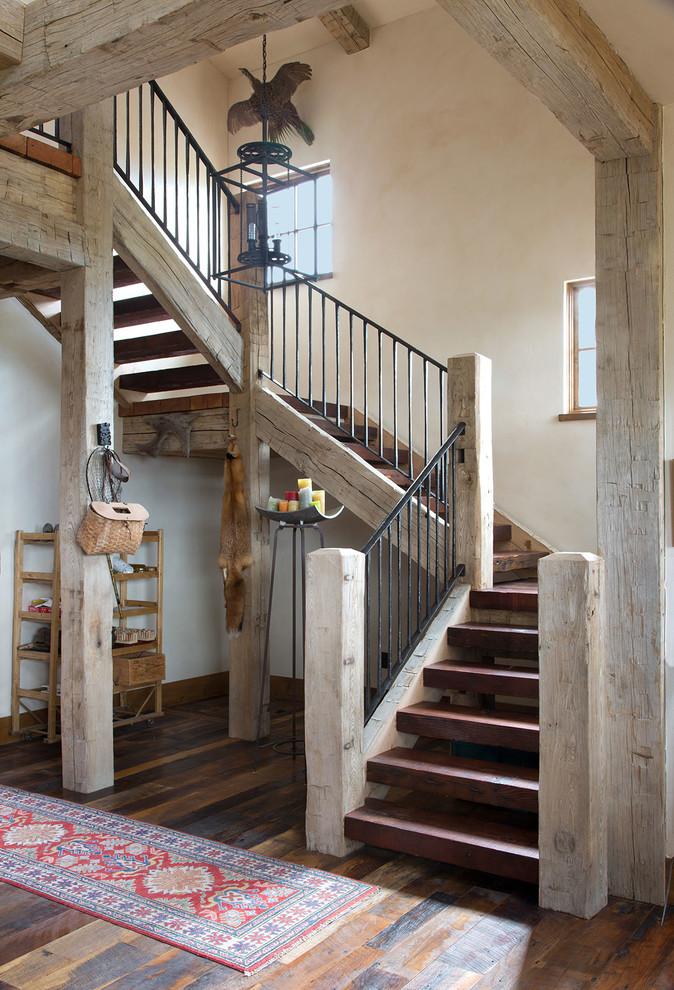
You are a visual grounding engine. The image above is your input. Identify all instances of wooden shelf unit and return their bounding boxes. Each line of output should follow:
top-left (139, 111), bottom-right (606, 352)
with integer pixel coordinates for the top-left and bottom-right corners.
top-left (11, 529), bottom-right (165, 743)
top-left (11, 531), bottom-right (61, 743)
top-left (112, 529), bottom-right (165, 727)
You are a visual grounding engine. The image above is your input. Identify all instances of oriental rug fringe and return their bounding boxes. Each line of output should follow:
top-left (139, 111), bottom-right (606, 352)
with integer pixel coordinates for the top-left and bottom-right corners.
top-left (0, 785), bottom-right (376, 973)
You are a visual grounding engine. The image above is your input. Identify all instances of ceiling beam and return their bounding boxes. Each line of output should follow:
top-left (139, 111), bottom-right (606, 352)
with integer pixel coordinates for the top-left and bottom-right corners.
top-left (0, 0), bottom-right (24, 70)
top-left (0, 198), bottom-right (86, 270)
top-left (0, 258), bottom-right (62, 297)
top-left (319, 6), bottom-right (370, 54)
top-left (435, 0), bottom-right (656, 160)
top-left (0, 0), bottom-right (339, 138)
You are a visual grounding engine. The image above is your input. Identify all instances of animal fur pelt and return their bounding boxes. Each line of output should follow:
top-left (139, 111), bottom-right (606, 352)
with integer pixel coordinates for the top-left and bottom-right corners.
top-left (218, 436), bottom-right (253, 637)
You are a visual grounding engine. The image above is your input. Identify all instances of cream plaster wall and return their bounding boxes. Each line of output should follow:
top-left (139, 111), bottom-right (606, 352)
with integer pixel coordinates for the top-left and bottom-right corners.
top-left (0, 298), bottom-right (228, 720)
top-left (225, 5), bottom-right (597, 551)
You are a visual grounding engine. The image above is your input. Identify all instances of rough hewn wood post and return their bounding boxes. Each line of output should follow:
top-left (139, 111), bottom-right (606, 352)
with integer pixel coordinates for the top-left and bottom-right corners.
top-left (595, 118), bottom-right (665, 904)
top-left (538, 551), bottom-right (607, 918)
top-left (305, 547), bottom-right (365, 856)
top-left (227, 194), bottom-right (270, 741)
top-left (448, 353), bottom-right (493, 590)
top-left (59, 101), bottom-right (114, 793)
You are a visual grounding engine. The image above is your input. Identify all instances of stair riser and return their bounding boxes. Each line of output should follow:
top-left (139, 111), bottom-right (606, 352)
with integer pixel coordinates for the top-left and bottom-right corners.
top-left (446, 629), bottom-right (538, 661)
top-left (396, 711), bottom-right (539, 752)
top-left (469, 609), bottom-right (538, 628)
top-left (424, 667), bottom-right (539, 699)
top-left (366, 762), bottom-right (539, 813)
top-left (344, 815), bottom-right (539, 884)
top-left (470, 588), bottom-right (538, 613)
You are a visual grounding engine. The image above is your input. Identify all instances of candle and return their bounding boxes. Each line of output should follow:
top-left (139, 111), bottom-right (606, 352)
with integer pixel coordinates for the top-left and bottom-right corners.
top-left (267, 496), bottom-right (280, 511)
top-left (285, 490), bottom-right (299, 501)
top-left (313, 490), bottom-right (325, 514)
top-left (278, 500), bottom-right (289, 512)
top-left (298, 478), bottom-right (312, 490)
top-left (299, 487), bottom-right (312, 509)
top-left (288, 500), bottom-right (300, 511)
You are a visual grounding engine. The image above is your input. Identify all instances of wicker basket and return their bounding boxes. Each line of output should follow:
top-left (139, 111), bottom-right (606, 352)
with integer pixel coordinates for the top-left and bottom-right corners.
top-left (77, 501), bottom-right (149, 555)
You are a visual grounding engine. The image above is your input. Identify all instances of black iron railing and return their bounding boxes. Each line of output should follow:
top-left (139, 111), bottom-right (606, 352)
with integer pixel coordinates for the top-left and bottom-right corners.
top-left (113, 81), bottom-right (239, 326)
top-left (266, 278), bottom-right (447, 480)
top-left (362, 424), bottom-right (466, 723)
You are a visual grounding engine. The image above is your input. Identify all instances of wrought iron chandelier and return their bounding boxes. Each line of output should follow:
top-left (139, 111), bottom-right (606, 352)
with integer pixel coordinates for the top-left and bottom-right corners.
top-left (214, 35), bottom-right (315, 292)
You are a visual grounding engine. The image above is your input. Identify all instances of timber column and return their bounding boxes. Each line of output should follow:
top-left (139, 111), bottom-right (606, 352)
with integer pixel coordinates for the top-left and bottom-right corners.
top-left (595, 116), bottom-right (665, 904)
top-left (59, 101), bottom-right (115, 792)
top-left (227, 195), bottom-right (271, 740)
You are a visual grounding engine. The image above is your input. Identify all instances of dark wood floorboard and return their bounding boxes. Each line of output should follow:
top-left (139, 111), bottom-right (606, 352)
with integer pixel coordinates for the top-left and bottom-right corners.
top-left (0, 697), bottom-right (672, 989)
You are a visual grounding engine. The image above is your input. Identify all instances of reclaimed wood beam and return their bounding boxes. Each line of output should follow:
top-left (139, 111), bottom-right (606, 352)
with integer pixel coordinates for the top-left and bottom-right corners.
top-left (0, 147), bottom-right (84, 268)
top-left (0, 0), bottom-right (340, 138)
top-left (16, 293), bottom-right (61, 341)
top-left (435, 0), bottom-right (656, 160)
top-left (0, 259), bottom-right (62, 297)
top-left (59, 100), bottom-right (116, 794)
top-left (319, 6), bottom-right (370, 54)
top-left (595, 122), bottom-right (665, 904)
top-left (0, 0), bottom-right (24, 70)
top-left (0, 198), bottom-right (85, 269)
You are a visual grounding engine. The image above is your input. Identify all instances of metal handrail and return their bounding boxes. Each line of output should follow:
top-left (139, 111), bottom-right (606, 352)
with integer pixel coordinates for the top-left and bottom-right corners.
top-left (113, 80), bottom-right (239, 328)
top-left (266, 277), bottom-right (447, 479)
top-left (362, 423), bottom-right (466, 722)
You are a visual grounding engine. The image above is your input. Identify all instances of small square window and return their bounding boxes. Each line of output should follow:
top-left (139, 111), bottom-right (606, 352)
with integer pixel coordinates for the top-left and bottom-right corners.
top-left (566, 278), bottom-right (596, 415)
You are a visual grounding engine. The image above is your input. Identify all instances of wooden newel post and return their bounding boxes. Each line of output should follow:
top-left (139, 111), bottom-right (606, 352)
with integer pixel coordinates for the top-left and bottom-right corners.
top-left (538, 551), bottom-right (607, 918)
top-left (305, 548), bottom-right (366, 856)
top-left (448, 353), bottom-right (493, 590)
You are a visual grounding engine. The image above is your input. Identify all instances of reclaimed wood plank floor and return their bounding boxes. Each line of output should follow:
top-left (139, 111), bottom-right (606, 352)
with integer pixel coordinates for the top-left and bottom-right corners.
top-left (0, 697), bottom-right (671, 989)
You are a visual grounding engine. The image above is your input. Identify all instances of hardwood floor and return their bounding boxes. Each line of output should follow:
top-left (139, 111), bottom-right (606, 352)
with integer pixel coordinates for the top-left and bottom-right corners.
top-left (0, 697), bottom-right (671, 989)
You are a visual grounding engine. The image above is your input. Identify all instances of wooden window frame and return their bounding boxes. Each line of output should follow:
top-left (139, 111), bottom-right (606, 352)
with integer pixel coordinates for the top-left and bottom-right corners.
top-left (560, 277), bottom-right (596, 421)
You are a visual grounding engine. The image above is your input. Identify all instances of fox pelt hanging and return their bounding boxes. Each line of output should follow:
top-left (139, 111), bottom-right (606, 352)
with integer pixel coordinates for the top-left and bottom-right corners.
top-left (218, 436), bottom-right (253, 637)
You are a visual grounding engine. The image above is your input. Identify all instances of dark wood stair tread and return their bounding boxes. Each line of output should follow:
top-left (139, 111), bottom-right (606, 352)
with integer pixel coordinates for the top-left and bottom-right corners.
top-left (113, 256), bottom-right (143, 289)
top-left (114, 330), bottom-right (198, 366)
top-left (424, 660), bottom-right (539, 698)
top-left (344, 798), bottom-right (538, 884)
top-left (340, 440), bottom-right (410, 466)
top-left (118, 363), bottom-right (223, 393)
top-left (367, 747), bottom-right (539, 812)
top-left (113, 294), bottom-right (170, 329)
top-left (470, 581), bottom-right (538, 612)
top-left (446, 623), bottom-right (538, 659)
top-left (397, 700), bottom-right (539, 752)
top-left (493, 550), bottom-right (548, 572)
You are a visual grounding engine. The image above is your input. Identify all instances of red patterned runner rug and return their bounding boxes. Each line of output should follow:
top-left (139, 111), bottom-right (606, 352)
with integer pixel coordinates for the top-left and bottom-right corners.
top-left (0, 785), bottom-right (376, 973)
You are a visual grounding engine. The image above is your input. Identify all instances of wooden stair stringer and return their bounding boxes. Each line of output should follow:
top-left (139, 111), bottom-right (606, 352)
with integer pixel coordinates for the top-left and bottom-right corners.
top-left (112, 177), bottom-right (244, 394)
top-left (493, 505), bottom-right (555, 556)
top-left (362, 581), bottom-right (471, 800)
top-left (257, 387), bottom-right (409, 528)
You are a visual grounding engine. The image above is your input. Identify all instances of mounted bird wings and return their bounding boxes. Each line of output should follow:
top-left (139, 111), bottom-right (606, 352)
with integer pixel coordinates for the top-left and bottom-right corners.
top-left (227, 61), bottom-right (314, 145)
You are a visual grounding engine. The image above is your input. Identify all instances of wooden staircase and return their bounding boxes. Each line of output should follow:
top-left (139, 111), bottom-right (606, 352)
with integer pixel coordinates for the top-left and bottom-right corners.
top-left (344, 556), bottom-right (544, 885)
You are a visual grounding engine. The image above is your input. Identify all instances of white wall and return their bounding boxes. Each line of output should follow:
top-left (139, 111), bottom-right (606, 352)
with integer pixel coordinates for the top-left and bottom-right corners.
top-left (0, 299), bottom-right (228, 719)
top-left (225, 6), bottom-right (597, 551)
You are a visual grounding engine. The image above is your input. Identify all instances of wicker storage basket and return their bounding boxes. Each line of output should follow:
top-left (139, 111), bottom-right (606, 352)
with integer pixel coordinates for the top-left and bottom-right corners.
top-left (77, 501), bottom-right (149, 555)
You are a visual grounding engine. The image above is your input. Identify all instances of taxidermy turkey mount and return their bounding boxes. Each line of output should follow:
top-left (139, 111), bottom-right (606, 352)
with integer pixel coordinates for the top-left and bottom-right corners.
top-left (227, 62), bottom-right (314, 146)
